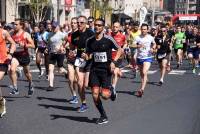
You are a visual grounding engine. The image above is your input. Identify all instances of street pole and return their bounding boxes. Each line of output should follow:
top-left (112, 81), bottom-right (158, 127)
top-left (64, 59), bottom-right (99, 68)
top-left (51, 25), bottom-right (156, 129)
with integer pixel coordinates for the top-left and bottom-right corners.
top-left (152, 0), bottom-right (155, 27)
top-left (57, 0), bottom-right (60, 24)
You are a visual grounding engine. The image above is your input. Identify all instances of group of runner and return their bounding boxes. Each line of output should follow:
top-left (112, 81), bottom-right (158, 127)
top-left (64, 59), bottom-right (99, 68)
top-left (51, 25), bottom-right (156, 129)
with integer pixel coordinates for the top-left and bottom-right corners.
top-left (0, 16), bottom-right (200, 124)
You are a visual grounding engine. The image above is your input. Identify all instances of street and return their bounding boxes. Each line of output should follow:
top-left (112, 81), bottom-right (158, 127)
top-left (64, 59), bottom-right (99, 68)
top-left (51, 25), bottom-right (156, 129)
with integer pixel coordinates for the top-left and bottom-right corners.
top-left (0, 61), bottom-right (200, 134)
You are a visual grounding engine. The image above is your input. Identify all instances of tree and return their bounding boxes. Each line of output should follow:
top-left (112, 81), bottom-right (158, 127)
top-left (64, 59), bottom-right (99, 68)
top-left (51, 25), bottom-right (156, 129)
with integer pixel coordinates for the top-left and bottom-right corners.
top-left (28, 0), bottom-right (50, 23)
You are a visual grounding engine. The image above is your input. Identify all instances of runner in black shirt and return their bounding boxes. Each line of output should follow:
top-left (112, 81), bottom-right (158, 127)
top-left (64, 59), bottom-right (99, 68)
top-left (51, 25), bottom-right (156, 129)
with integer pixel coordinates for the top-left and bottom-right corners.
top-left (71, 15), bottom-right (94, 113)
top-left (187, 26), bottom-right (200, 74)
top-left (155, 26), bottom-right (172, 85)
top-left (82, 18), bottom-right (122, 124)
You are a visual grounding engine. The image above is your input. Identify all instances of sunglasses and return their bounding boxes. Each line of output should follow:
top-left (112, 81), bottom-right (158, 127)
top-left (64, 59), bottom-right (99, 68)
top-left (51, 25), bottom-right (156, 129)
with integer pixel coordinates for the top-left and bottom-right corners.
top-left (78, 22), bottom-right (85, 24)
top-left (95, 24), bottom-right (103, 27)
top-left (71, 22), bottom-right (77, 24)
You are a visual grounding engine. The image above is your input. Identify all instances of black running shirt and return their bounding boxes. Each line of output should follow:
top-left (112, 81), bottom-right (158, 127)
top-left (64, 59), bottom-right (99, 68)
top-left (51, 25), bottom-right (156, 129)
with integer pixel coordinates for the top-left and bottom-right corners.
top-left (86, 34), bottom-right (119, 70)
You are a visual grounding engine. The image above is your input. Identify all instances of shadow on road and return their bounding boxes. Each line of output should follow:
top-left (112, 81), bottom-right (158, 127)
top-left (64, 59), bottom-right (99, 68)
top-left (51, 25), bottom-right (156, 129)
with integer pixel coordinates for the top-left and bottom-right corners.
top-left (38, 104), bottom-right (77, 111)
top-left (34, 86), bottom-right (62, 91)
top-left (131, 81), bottom-right (160, 86)
top-left (117, 90), bottom-right (133, 95)
top-left (37, 96), bottom-right (68, 102)
top-left (50, 114), bottom-right (97, 123)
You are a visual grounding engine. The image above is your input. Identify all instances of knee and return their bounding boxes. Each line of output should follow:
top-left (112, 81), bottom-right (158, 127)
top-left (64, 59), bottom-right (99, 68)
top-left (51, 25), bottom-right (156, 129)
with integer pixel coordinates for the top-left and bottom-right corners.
top-left (10, 67), bottom-right (16, 74)
top-left (101, 88), bottom-right (111, 100)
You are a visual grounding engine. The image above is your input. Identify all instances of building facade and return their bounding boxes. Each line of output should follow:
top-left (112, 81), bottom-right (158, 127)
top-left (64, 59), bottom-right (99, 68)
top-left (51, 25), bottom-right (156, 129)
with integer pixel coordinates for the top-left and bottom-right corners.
top-left (174, 0), bottom-right (199, 14)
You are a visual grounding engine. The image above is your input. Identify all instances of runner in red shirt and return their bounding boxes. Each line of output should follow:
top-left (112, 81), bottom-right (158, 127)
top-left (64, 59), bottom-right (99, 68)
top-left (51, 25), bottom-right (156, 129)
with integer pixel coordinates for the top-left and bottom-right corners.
top-left (9, 19), bottom-right (35, 96)
top-left (110, 21), bottom-right (127, 101)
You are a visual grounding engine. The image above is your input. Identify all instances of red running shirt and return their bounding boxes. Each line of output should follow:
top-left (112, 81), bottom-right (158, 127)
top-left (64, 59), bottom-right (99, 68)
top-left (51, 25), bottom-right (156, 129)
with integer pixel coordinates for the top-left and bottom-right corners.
top-left (12, 31), bottom-right (29, 56)
top-left (111, 32), bottom-right (126, 59)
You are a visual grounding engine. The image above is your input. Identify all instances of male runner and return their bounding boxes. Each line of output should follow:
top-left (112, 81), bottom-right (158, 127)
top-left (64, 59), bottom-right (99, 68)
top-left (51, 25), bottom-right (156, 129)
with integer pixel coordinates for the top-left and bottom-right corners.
top-left (10, 19), bottom-right (35, 96)
top-left (0, 22), bottom-right (16, 117)
top-left (83, 18), bottom-right (122, 124)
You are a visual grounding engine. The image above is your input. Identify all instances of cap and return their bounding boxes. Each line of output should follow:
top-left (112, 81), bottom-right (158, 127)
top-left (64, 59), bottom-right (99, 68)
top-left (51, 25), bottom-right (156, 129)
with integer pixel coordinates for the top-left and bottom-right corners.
top-left (5, 23), bottom-right (14, 29)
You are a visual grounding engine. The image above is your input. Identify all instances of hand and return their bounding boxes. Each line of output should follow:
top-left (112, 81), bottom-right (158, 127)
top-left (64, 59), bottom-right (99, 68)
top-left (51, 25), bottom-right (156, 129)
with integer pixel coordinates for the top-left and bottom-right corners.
top-left (110, 62), bottom-right (115, 73)
top-left (81, 52), bottom-right (88, 60)
top-left (58, 45), bottom-right (66, 54)
top-left (7, 54), bottom-right (12, 60)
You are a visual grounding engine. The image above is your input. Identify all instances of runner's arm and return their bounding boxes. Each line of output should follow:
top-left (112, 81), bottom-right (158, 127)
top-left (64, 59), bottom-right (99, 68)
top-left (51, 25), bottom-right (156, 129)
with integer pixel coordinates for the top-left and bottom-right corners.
top-left (5, 30), bottom-right (16, 54)
top-left (25, 32), bottom-right (35, 49)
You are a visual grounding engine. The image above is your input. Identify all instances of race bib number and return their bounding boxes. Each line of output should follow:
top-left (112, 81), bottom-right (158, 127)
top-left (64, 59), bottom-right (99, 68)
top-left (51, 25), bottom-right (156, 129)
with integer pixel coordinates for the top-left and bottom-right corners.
top-left (94, 52), bottom-right (107, 62)
top-left (74, 58), bottom-right (86, 67)
top-left (157, 53), bottom-right (166, 59)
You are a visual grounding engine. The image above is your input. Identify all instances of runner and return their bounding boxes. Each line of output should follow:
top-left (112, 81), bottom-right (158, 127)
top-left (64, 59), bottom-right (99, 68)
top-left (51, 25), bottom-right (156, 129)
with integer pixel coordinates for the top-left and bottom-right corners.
top-left (172, 25), bottom-right (186, 69)
top-left (47, 22), bottom-right (68, 91)
top-left (0, 21), bottom-right (16, 117)
top-left (71, 15), bottom-right (94, 112)
top-left (155, 26), bottom-right (172, 85)
top-left (83, 18), bottom-right (122, 124)
top-left (110, 21), bottom-right (127, 101)
top-left (66, 17), bottom-right (78, 104)
top-left (187, 26), bottom-right (200, 74)
top-left (36, 23), bottom-right (49, 79)
top-left (129, 22), bottom-right (141, 76)
top-left (134, 23), bottom-right (156, 97)
top-left (9, 19), bottom-right (35, 96)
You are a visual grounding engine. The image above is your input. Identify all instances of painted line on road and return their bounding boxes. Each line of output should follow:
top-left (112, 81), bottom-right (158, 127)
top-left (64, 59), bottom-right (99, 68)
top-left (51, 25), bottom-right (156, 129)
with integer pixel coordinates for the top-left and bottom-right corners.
top-left (168, 70), bottom-right (186, 75)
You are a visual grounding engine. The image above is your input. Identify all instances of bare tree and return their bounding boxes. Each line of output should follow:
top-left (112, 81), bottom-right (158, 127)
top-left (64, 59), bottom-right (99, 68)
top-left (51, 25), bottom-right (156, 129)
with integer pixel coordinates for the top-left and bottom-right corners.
top-left (28, 0), bottom-right (50, 23)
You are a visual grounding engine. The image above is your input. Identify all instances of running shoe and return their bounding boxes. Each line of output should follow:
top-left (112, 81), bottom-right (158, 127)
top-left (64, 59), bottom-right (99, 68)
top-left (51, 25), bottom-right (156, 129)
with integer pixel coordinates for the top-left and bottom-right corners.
top-left (28, 82), bottom-right (34, 96)
top-left (158, 80), bottom-right (163, 86)
top-left (96, 116), bottom-right (108, 125)
top-left (46, 86), bottom-right (54, 91)
top-left (0, 98), bottom-right (6, 118)
top-left (110, 86), bottom-right (117, 101)
top-left (77, 104), bottom-right (88, 113)
top-left (69, 96), bottom-right (78, 104)
top-left (9, 87), bottom-right (19, 95)
top-left (176, 64), bottom-right (180, 69)
top-left (192, 68), bottom-right (196, 74)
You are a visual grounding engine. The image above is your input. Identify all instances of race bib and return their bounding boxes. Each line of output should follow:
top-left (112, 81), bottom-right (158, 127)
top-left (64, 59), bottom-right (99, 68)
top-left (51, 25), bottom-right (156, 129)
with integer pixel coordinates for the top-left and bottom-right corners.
top-left (189, 43), bottom-right (196, 48)
top-left (74, 58), bottom-right (86, 67)
top-left (176, 39), bottom-right (181, 44)
top-left (94, 52), bottom-right (107, 62)
top-left (15, 43), bottom-right (24, 52)
top-left (157, 53), bottom-right (166, 59)
top-left (182, 39), bottom-right (186, 43)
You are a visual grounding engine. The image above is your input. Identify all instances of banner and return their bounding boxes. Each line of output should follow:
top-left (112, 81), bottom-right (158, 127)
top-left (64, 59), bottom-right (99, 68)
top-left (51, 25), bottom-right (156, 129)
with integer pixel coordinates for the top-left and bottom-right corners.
top-left (139, 7), bottom-right (148, 26)
top-left (65, 0), bottom-right (72, 11)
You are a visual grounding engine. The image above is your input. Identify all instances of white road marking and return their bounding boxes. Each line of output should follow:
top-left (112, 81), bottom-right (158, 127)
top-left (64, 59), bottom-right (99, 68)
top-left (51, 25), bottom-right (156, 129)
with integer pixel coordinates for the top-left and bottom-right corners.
top-left (168, 70), bottom-right (186, 75)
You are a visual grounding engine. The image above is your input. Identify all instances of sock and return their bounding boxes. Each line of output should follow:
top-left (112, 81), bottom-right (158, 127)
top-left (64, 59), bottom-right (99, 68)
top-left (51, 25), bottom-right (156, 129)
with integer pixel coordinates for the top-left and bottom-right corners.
top-left (95, 100), bottom-right (107, 118)
top-left (13, 85), bottom-right (18, 90)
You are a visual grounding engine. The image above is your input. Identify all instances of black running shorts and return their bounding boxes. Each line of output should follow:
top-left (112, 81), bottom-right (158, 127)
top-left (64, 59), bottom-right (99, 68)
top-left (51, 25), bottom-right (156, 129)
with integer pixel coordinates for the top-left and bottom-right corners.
top-left (48, 53), bottom-right (65, 67)
top-left (89, 68), bottom-right (112, 88)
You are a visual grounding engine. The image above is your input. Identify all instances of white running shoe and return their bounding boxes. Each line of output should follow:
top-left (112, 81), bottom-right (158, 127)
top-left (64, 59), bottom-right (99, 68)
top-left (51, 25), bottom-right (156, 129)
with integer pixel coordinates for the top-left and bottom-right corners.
top-left (0, 98), bottom-right (6, 117)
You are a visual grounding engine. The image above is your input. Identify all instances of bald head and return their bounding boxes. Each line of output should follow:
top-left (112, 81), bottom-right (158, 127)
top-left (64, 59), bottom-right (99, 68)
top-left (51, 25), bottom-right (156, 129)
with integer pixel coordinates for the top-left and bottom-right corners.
top-left (113, 22), bottom-right (121, 33)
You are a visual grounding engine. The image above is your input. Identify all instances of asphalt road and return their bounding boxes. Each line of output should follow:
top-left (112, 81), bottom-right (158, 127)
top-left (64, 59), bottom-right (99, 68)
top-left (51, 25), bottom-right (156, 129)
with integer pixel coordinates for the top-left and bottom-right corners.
top-left (0, 60), bottom-right (200, 134)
